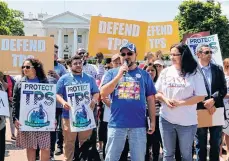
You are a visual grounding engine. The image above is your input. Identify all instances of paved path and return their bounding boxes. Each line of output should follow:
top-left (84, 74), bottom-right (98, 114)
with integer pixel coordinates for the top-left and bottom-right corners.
top-left (4, 118), bottom-right (229, 161)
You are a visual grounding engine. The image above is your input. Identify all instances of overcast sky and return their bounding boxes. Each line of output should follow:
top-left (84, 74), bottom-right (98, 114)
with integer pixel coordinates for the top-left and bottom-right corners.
top-left (3, 0), bottom-right (229, 22)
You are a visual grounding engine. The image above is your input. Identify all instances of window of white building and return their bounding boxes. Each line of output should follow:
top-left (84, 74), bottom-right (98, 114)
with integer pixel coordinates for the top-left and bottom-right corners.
top-left (64, 35), bottom-right (68, 43)
top-left (78, 35), bottom-right (82, 43)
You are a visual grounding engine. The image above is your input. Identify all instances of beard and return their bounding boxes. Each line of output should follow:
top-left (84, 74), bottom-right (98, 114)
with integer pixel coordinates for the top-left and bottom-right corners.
top-left (71, 68), bottom-right (82, 74)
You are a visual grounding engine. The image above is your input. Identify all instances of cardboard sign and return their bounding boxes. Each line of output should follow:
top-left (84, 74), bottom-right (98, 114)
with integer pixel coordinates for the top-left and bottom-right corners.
top-left (197, 108), bottom-right (225, 128)
top-left (182, 31), bottom-right (210, 43)
top-left (0, 91), bottom-right (10, 117)
top-left (186, 34), bottom-right (223, 66)
top-left (88, 16), bottom-right (180, 60)
top-left (0, 35), bottom-right (54, 75)
top-left (19, 83), bottom-right (56, 131)
top-left (66, 83), bottom-right (96, 132)
top-left (145, 21), bottom-right (179, 54)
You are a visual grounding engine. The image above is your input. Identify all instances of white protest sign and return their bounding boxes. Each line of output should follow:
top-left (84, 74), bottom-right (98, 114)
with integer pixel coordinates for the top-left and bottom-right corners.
top-left (186, 34), bottom-right (223, 66)
top-left (19, 83), bottom-right (56, 131)
top-left (0, 91), bottom-right (10, 117)
top-left (66, 83), bottom-right (96, 132)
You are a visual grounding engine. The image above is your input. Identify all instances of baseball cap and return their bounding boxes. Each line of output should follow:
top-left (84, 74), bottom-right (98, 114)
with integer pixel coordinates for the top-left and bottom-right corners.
top-left (119, 42), bottom-right (136, 53)
top-left (154, 59), bottom-right (164, 66)
top-left (77, 48), bottom-right (86, 54)
top-left (112, 53), bottom-right (120, 61)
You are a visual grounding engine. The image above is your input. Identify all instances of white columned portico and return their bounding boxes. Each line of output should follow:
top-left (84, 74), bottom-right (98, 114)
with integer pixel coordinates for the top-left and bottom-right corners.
top-left (58, 28), bottom-right (62, 58)
top-left (85, 30), bottom-right (89, 50)
top-left (73, 28), bottom-right (78, 56)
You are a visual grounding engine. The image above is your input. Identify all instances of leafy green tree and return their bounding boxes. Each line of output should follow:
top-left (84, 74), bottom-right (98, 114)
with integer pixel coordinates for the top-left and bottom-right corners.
top-left (175, 0), bottom-right (229, 58)
top-left (0, 1), bottom-right (24, 36)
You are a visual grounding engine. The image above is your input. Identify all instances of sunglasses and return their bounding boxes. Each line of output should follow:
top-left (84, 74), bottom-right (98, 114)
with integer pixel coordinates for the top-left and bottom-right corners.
top-left (202, 51), bottom-right (213, 55)
top-left (22, 66), bottom-right (34, 69)
top-left (120, 52), bottom-right (133, 57)
top-left (78, 52), bottom-right (85, 56)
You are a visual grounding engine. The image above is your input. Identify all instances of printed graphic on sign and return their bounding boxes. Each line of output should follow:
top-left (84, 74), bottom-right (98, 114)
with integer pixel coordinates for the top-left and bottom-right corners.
top-left (19, 83), bottom-right (56, 131)
top-left (0, 91), bottom-right (10, 117)
top-left (186, 34), bottom-right (223, 66)
top-left (24, 104), bottom-right (50, 128)
top-left (117, 81), bottom-right (140, 100)
top-left (66, 84), bottom-right (96, 132)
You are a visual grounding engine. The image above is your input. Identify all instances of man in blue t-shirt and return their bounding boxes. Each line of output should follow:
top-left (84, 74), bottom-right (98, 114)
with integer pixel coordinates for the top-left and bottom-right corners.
top-left (100, 42), bottom-right (157, 161)
top-left (56, 55), bottom-right (99, 161)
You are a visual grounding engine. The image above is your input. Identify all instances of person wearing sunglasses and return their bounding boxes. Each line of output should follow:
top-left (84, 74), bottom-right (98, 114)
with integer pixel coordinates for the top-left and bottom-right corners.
top-left (195, 44), bottom-right (227, 161)
top-left (12, 58), bottom-right (51, 161)
top-left (100, 42), bottom-right (156, 161)
top-left (155, 43), bottom-right (207, 161)
top-left (76, 48), bottom-right (99, 80)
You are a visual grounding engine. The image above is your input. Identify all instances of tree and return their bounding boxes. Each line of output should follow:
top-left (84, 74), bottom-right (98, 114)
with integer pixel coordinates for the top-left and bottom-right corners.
top-left (175, 0), bottom-right (229, 58)
top-left (0, 1), bottom-right (24, 36)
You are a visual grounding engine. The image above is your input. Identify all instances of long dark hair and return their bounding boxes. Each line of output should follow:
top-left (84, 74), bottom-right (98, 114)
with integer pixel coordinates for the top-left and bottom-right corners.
top-left (170, 43), bottom-right (197, 76)
top-left (21, 58), bottom-right (47, 80)
top-left (143, 64), bottom-right (158, 82)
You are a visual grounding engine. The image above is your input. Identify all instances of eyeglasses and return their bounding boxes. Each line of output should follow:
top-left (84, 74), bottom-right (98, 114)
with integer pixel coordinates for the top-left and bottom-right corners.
top-left (78, 52), bottom-right (85, 56)
top-left (169, 54), bottom-right (182, 57)
top-left (120, 52), bottom-right (133, 57)
top-left (201, 51), bottom-right (213, 55)
top-left (22, 66), bottom-right (34, 69)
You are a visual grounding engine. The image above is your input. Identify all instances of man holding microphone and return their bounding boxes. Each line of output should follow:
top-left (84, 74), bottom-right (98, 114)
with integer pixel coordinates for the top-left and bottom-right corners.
top-left (100, 42), bottom-right (156, 161)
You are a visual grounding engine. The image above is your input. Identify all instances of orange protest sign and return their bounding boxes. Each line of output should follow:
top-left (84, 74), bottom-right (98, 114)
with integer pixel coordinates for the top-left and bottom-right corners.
top-left (0, 35), bottom-right (54, 75)
top-left (145, 21), bottom-right (180, 54)
top-left (88, 16), bottom-right (148, 60)
top-left (88, 16), bottom-right (180, 60)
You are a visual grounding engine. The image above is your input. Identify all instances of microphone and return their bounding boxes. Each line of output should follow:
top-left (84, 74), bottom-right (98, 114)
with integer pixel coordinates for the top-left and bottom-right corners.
top-left (123, 60), bottom-right (128, 76)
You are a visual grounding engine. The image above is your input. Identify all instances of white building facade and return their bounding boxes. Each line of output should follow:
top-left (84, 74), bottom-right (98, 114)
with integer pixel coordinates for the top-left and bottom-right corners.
top-left (23, 11), bottom-right (91, 59)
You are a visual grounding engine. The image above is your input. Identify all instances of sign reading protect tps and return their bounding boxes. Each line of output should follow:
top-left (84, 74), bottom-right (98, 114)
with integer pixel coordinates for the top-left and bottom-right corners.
top-left (186, 34), bottom-right (223, 66)
top-left (66, 83), bottom-right (96, 132)
top-left (19, 83), bottom-right (56, 131)
top-left (0, 35), bottom-right (54, 75)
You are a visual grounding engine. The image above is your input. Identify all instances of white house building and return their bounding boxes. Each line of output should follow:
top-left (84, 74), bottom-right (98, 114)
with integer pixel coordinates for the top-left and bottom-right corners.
top-left (23, 11), bottom-right (92, 59)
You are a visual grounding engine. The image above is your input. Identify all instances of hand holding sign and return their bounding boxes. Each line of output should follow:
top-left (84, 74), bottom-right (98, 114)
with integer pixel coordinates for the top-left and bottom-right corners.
top-left (63, 101), bottom-right (71, 110)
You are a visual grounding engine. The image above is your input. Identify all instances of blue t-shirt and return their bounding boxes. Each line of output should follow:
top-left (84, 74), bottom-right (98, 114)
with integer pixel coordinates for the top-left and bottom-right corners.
top-left (55, 63), bottom-right (67, 77)
top-left (27, 77), bottom-right (39, 83)
top-left (56, 73), bottom-right (99, 119)
top-left (102, 67), bottom-right (156, 128)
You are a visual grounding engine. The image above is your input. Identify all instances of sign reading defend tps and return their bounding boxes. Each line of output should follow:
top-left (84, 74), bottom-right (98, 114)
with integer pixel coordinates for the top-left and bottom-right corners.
top-left (88, 16), bottom-right (179, 60)
top-left (0, 35), bottom-right (54, 75)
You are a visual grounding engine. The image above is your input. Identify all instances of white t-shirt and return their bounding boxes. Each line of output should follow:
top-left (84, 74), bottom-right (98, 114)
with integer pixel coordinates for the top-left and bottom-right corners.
top-left (155, 66), bottom-right (207, 126)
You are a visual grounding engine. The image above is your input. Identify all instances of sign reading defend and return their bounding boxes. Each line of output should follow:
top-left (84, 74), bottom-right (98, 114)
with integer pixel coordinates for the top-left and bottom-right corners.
top-left (0, 35), bottom-right (54, 75)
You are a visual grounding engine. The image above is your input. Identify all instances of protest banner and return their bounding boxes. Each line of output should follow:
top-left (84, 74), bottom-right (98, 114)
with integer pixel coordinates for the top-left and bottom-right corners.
top-left (182, 31), bottom-right (210, 43)
top-left (197, 108), bottom-right (225, 128)
top-left (88, 16), bottom-right (148, 60)
top-left (66, 83), bottom-right (96, 132)
top-left (186, 34), bottom-right (223, 66)
top-left (88, 16), bottom-right (180, 60)
top-left (19, 83), bottom-right (56, 131)
top-left (0, 35), bottom-right (54, 75)
top-left (145, 21), bottom-right (180, 53)
top-left (0, 91), bottom-right (10, 117)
